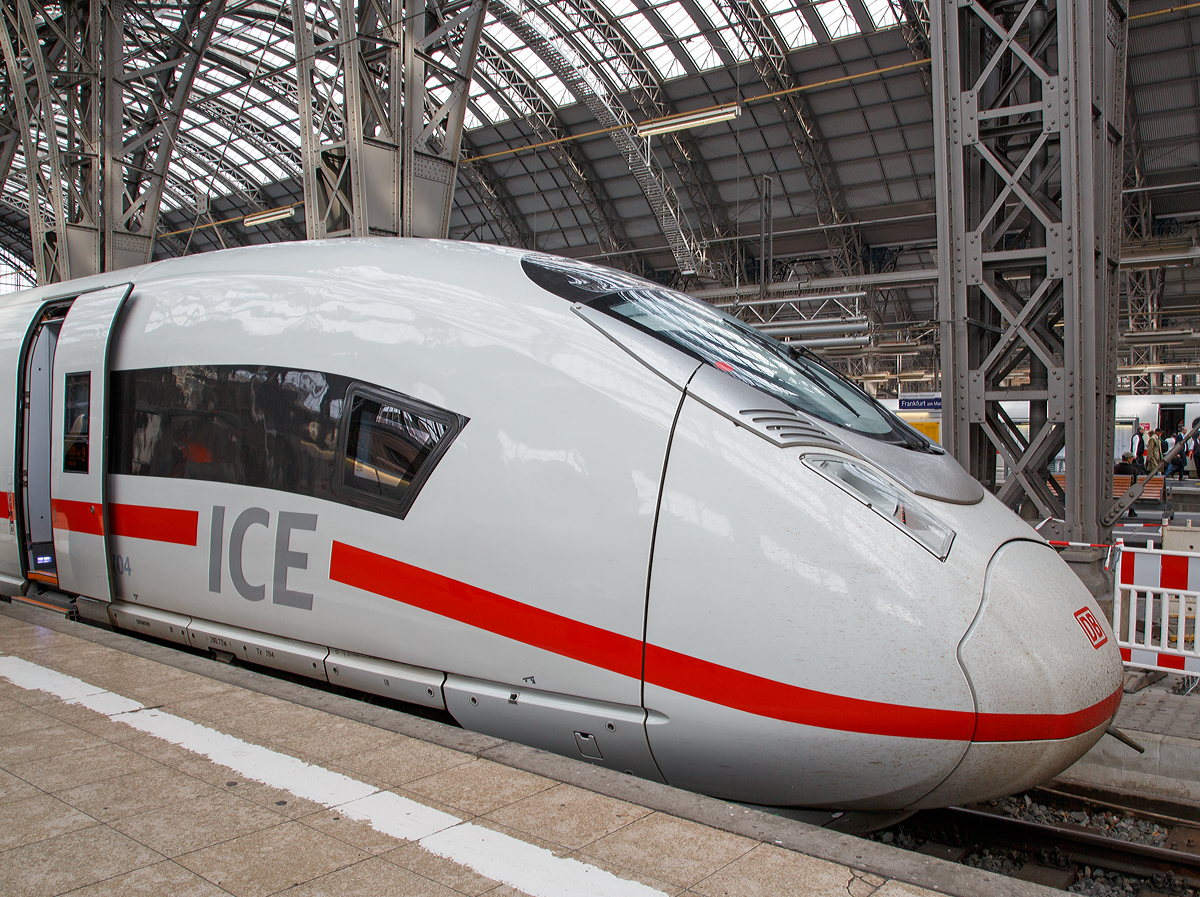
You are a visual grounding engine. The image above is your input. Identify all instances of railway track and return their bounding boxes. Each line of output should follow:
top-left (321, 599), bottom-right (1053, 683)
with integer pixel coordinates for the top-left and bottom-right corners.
top-left (881, 784), bottom-right (1200, 892)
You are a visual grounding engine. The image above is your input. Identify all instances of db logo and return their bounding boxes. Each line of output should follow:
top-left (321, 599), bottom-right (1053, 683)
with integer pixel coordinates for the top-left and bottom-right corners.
top-left (1074, 607), bottom-right (1108, 649)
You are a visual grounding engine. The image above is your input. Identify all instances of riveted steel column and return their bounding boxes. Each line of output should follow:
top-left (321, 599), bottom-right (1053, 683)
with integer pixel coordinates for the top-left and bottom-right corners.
top-left (0, 0), bottom-right (100, 282)
top-left (294, 0), bottom-right (483, 241)
top-left (403, 0), bottom-right (486, 237)
top-left (934, 0), bottom-right (1127, 555)
top-left (3, 0), bottom-right (221, 283)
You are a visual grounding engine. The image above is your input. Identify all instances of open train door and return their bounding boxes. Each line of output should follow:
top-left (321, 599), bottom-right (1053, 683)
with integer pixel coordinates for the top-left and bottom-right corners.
top-left (48, 283), bottom-right (132, 602)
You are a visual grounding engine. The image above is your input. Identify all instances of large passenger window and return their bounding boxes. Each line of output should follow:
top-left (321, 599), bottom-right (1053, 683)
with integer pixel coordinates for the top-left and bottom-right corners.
top-left (110, 365), bottom-right (466, 520)
top-left (110, 365), bottom-right (351, 500)
top-left (63, 372), bottom-right (90, 473)
top-left (337, 387), bottom-right (463, 518)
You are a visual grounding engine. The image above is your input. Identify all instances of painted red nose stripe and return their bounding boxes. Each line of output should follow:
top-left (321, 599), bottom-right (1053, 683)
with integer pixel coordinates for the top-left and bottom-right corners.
top-left (109, 504), bottom-right (199, 546)
top-left (51, 499), bottom-right (104, 536)
top-left (329, 541), bottom-right (644, 679)
top-left (644, 643), bottom-right (976, 740)
top-left (972, 687), bottom-right (1123, 742)
top-left (332, 539), bottom-right (1121, 743)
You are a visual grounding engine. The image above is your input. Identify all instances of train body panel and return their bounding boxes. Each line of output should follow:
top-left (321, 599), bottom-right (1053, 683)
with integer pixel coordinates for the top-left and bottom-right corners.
top-left (0, 238), bottom-right (1125, 814)
top-left (102, 241), bottom-right (682, 708)
top-left (641, 395), bottom-right (1070, 808)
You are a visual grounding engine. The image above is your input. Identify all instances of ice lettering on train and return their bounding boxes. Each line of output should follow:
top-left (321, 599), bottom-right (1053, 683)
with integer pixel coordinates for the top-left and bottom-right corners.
top-left (274, 512), bottom-right (318, 609)
top-left (208, 505), bottom-right (317, 610)
top-left (229, 507), bottom-right (269, 601)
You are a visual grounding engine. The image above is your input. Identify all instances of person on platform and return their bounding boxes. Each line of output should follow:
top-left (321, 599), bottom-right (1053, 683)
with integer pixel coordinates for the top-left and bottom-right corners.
top-left (1147, 427), bottom-right (1164, 473)
top-left (1132, 426), bottom-right (1147, 472)
top-left (1115, 452), bottom-right (1140, 517)
top-left (1169, 425), bottom-right (1189, 481)
top-left (1115, 452), bottom-right (1139, 479)
top-left (1190, 418), bottom-right (1200, 479)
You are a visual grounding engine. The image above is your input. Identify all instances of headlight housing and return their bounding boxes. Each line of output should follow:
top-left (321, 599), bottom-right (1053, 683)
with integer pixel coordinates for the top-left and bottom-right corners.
top-left (804, 456), bottom-right (955, 560)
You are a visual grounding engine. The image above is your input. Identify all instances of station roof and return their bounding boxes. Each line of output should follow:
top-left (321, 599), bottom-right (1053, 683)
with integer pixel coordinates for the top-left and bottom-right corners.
top-left (0, 0), bottom-right (1198, 372)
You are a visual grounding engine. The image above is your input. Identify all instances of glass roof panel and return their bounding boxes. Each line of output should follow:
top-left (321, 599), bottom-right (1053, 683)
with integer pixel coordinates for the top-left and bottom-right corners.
top-left (759, 0), bottom-right (816, 47)
top-left (814, 0), bottom-right (861, 39)
top-left (489, 19), bottom-right (527, 51)
top-left (512, 45), bottom-right (555, 80)
top-left (599, 0), bottom-right (640, 15)
top-left (617, 12), bottom-right (661, 47)
top-left (473, 91), bottom-right (510, 125)
top-left (646, 44), bottom-right (686, 80)
top-left (864, 0), bottom-right (902, 28)
top-left (655, 1), bottom-right (700, 36)
top-left (774, 11), bottom-right (816, 48)
top-left (690, 0), bottom-right (752, 60)
top-left (682, 34), bottom-right (722, 69)
top-left (537, 73), bottom-right (576, 106)
top-left (538, 2), bottom-right (578, 34)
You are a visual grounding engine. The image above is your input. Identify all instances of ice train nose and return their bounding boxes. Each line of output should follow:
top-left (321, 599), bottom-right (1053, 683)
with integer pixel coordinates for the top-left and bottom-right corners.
top-left (911, 540), bottom-right (1124, 809)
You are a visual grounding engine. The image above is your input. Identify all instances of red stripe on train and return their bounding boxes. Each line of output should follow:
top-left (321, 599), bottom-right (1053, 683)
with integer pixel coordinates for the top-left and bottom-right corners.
top-left (51, 499), bottom-right (104, 536)
top-left (643, 642), bottom-right (975, 740)
top-left (331, 539), bottom-right (1120, 743)
top-left (972, 687), bottom-right (1123, 741)
top-left (51, 501), bottom-right (198, 545)
top-left (329, 540), bottom-right (644, 680)
top-left (0, 492), bottom-right (10, 521)
top-left (109, 503), bottom-right (199, 546)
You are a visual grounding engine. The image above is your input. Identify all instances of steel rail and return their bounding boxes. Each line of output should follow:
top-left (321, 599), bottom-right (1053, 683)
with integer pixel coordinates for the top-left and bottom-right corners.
top-left (932, 805), bottom-right (1200, 886)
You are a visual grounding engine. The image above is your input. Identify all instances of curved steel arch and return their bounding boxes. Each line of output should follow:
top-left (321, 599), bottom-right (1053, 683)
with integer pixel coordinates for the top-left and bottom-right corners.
top-left (541, 0), bottom-right (744, 281)
top-left (473, 36), bottom-right (633, 257)
top-left (493, 0), bottom-right (709, 276)
top-left (710, 0), bottom-right (869, 277)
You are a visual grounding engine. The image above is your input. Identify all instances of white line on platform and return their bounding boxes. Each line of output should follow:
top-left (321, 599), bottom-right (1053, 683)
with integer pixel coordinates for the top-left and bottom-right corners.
top-left (0, 653), bottom-right (663, 897)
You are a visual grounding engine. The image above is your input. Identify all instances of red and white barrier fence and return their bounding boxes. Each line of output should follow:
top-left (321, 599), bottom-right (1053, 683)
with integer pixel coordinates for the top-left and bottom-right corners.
top-left (1113, 542), bottom-right (1200, 673)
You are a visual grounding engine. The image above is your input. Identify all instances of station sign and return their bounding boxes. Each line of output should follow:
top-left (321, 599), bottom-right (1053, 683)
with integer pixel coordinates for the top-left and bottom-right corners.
top-left (898, 392), bottom-right (942, 411)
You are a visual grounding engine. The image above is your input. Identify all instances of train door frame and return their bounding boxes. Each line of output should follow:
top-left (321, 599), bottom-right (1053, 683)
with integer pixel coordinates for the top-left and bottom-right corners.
top-left (47, 283), bottom-right (133, 602)
top-left (1160, 404), bottom-right (1185, 435)
top-left (16, 301), bottom-right (71, 585)
top-left (15, 284), bottom-right (132, 602)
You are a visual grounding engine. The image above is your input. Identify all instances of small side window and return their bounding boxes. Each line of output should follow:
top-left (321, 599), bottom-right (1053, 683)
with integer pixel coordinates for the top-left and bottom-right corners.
top-left (337, 386), bottom-right (465, 518)
top-left (63, 372), bottom-right (90, 473)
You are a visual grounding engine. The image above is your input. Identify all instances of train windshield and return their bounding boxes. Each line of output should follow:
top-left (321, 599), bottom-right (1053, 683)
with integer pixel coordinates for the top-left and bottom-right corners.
top-left (522, 254), bottom-right (931, 449)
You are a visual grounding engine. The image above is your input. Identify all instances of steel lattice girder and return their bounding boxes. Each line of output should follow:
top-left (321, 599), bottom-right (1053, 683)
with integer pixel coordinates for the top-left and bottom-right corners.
top-left (933, 0), bottom-right (1127, 546)
top-left (471, 38), bottom-right (632, 257)
top-left (709, 0), bottom-right (868, 277)
top-left (491, 0), bottom-right (709, 277)
top-left (291, 0), bottom-right (484, 240)
top-left (0, 0), bottom-right (223, 282)
top-left (518, 0), bottom-right (739, 280)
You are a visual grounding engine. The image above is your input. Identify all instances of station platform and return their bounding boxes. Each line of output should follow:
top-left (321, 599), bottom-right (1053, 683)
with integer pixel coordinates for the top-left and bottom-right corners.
top-left (0, 602), bottom-right (1050, 897)
top-left (1063, 677), bottom-right (1200, 806)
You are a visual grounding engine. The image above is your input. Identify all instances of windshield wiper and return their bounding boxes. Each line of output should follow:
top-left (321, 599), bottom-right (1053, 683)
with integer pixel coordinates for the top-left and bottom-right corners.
top-left (790, 350), bottom-right (934, 452)
top-left (785, 347), bottom-right (860, 418)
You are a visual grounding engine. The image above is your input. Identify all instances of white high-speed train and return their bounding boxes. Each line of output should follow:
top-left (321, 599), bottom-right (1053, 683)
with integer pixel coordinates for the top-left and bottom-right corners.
top-left (0, 239), bottom-right (1122, 819)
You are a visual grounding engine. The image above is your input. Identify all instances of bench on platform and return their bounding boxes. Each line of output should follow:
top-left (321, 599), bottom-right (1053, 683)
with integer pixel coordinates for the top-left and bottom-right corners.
top-left (1050, 473), bottom-right (1165, 503)
top-left (1115, 474), bottom-right (1165, 502)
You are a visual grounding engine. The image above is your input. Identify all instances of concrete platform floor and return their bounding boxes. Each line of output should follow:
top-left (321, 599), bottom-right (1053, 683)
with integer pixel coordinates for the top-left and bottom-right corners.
top-left (1063, 676), bottom-right (1200, 804)
top-left (0, 602), bottom-right (1050, 897)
